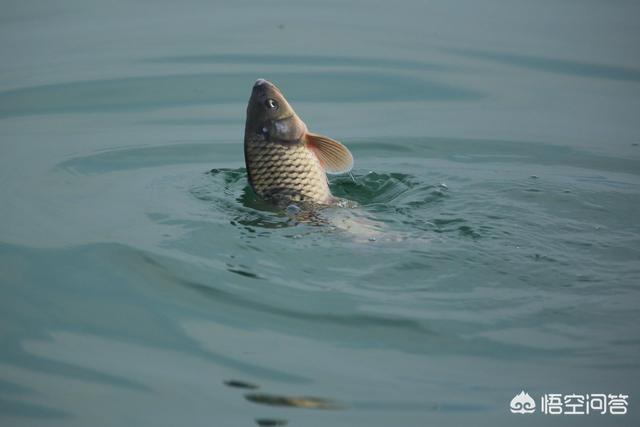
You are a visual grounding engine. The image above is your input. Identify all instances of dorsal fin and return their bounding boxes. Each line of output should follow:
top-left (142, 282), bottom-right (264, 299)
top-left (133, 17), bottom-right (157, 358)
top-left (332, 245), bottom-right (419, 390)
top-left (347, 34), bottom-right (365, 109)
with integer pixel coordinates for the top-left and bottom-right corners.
top-left (305, 132), bottom-right (353, 174)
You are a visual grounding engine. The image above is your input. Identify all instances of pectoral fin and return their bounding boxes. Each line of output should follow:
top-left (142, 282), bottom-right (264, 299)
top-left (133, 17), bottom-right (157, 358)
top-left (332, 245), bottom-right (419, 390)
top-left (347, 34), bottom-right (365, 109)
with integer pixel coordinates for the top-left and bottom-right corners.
top-left (305, 132), bottom-right (354, 174)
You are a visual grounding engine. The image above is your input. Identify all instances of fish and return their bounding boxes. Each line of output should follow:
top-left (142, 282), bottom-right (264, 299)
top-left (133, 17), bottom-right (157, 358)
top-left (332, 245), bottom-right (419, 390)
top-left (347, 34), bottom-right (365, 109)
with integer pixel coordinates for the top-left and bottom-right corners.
top-left (244, 79), bottom-right (354, 207)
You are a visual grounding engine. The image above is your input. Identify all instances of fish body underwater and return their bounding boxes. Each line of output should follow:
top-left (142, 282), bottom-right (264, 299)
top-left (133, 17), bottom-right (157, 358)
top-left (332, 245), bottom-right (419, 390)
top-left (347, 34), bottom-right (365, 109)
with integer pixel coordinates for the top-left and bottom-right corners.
top-left (244, 79), bottom-right (354, 208)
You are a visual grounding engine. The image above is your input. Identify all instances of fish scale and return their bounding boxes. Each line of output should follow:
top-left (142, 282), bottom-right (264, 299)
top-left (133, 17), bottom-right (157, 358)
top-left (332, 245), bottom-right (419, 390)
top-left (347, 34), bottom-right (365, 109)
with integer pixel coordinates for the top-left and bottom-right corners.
top-left (244, 79), bottom-right (353, 206)
top-left (245, 135), bottom-right (332, 204)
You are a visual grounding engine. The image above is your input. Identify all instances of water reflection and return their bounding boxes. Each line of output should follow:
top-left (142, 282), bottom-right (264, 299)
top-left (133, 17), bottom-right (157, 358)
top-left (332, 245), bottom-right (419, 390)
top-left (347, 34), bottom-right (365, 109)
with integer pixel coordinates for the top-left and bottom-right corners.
top-left (255, 418), bottom-right (289, 426)
top-left (223, 379), bottom-right (344, 425)
top-left (224, 379), bottom-right (260, 390)
top-left (245, 393), bottom-right (345, 410)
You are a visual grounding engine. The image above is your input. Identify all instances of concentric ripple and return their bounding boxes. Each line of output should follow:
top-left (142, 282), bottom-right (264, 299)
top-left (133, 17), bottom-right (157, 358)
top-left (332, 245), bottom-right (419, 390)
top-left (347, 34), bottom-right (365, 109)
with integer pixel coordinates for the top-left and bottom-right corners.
top-left (190, 167), bottom-right (458, 241)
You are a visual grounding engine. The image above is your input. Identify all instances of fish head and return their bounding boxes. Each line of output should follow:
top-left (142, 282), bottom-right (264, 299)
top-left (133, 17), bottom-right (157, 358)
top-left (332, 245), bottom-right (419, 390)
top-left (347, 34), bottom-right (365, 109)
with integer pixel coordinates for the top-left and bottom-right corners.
top-left (245, 79), bottom-right (307, 143)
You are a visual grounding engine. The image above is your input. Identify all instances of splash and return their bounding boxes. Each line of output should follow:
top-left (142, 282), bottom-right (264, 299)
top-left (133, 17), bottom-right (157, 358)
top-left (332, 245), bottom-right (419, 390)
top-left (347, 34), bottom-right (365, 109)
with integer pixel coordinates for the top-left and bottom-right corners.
top-left (192, 168), bottom-right (477, 243)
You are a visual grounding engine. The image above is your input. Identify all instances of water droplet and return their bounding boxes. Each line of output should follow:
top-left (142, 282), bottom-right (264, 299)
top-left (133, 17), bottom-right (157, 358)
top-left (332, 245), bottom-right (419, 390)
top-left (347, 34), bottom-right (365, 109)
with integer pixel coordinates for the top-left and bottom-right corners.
top-left (348, 171), bottom-right (359, 184)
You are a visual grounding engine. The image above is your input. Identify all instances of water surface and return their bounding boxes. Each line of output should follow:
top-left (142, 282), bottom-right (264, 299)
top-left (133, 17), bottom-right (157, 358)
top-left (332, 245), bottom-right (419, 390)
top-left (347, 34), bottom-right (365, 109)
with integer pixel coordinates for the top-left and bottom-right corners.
top-left (1, 1), bottom-right (639, 426)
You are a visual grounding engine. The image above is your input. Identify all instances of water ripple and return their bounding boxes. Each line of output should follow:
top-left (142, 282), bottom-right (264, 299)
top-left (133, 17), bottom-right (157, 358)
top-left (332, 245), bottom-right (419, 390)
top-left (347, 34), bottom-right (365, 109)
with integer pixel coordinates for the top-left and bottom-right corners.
top-left (0, 71), bottom-right (482, 118)
top-left (445, 48), bottom-right (640, 82)
top-left (196, 168), bottom-right (458, 240)
top-left (146, 52), bottom-right (456, 72)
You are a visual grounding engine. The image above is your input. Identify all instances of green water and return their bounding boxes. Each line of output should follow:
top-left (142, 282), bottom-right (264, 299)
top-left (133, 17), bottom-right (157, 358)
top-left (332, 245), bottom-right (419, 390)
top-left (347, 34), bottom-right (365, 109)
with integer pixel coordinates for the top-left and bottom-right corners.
top-left (1, 1), bottom-right (639, 426)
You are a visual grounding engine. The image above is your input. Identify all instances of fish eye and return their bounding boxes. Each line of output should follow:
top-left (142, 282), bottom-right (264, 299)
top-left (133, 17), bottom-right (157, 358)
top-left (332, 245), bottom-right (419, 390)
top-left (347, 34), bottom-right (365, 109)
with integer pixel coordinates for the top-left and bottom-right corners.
top-left (265, 99), bottom-right (279, 110)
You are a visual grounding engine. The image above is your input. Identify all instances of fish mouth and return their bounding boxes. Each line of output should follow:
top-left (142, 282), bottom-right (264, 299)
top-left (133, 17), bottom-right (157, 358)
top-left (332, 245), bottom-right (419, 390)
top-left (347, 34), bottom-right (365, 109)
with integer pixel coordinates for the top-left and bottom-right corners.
top-left (253, 79), bottom-right (273, 89)
top-left (253, 78), bottom-right (278, 94)
top-left (254, 78), bottom-right (270, 88)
